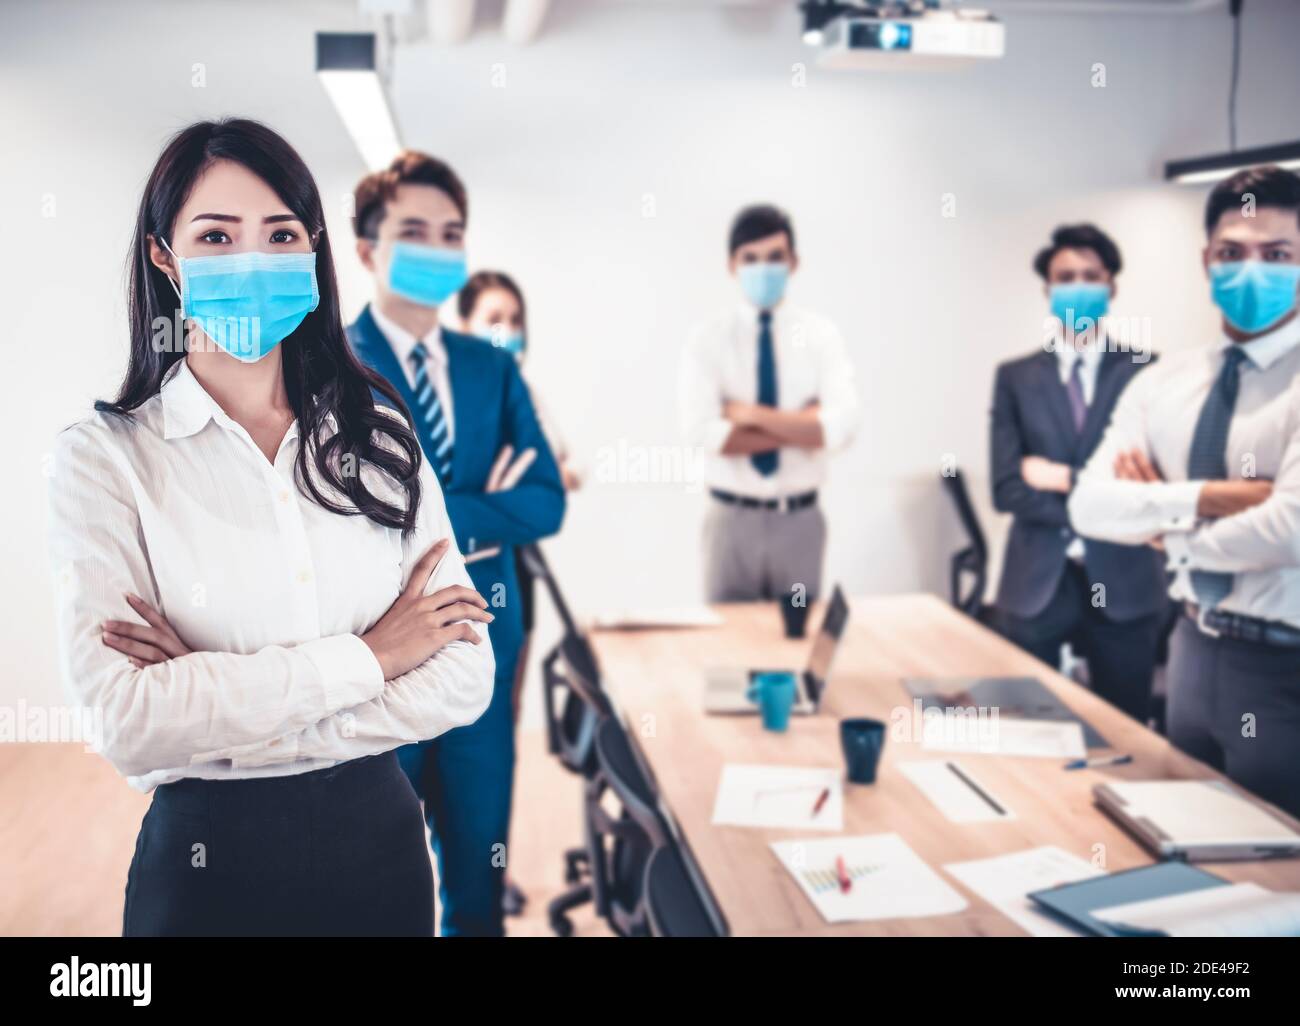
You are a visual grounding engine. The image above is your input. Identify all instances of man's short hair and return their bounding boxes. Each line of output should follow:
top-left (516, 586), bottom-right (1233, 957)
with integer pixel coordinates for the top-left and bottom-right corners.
top-left (728, 204), bottom-right (796, 257)
top-left (352, 150), bottom-right (468, 240)
top-left (1032, 223), bottom-right (1123, 280)
top-left (1204, 164), bottom-right (1300, 236)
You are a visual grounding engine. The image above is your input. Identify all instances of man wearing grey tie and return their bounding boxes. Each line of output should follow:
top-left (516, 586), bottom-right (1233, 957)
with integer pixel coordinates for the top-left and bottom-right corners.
top-left (990, 225), bottom-right (1168, 723)
top-left (680, 205), bottom-right (859, 604)
top-left (1070, 166), bottom-right (1300, 817)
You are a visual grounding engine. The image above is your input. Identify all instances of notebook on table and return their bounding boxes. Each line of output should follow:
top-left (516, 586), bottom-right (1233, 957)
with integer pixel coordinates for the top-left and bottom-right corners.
top-left (1095, 780), bottom-right (1300, 861)
top-left (902, 676), bottom-right (1109, 749)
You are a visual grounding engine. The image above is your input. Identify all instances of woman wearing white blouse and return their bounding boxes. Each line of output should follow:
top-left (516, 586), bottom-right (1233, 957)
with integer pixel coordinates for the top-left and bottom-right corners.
top-left (46, 119), bottom-right (495, 936)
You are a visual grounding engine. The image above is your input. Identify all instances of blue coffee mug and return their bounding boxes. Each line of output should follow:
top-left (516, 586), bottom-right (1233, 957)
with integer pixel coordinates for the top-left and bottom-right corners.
top-left (747, 671), bottom-right (798, 732)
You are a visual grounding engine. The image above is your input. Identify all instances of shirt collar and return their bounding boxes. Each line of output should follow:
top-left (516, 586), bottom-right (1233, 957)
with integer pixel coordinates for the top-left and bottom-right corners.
top-left (1219, 313), bottom-right (1300, 371)
top-left (370, 304), bottom-right (445, 367)
top-left (1054, 341), bottom-right (1104, 381)
top-left (160, 358), bottom-right (222, 439)
top-left (735, 300), bottom-right (785, 328)
top-left (160, 358), bottom-right (301, 448)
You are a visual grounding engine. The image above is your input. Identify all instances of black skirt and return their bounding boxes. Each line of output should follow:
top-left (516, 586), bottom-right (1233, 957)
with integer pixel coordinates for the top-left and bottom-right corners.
top-left (123, 750), bottom-right (433, 937)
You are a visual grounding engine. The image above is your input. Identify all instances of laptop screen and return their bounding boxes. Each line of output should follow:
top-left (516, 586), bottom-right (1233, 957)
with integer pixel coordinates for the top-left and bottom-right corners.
top-left (803, 586), bottom-right (849, 705)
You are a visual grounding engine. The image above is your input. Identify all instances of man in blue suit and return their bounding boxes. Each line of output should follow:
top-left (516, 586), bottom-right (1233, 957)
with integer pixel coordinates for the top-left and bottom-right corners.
top-left (348, 151), bottom-right (566, 936)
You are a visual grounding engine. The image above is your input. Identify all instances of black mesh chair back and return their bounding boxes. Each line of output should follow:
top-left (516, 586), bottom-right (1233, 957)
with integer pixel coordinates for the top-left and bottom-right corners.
top-left (940, 469), bottom-right (989, 618)
top-left (644, 845), bottom-right (725, 938)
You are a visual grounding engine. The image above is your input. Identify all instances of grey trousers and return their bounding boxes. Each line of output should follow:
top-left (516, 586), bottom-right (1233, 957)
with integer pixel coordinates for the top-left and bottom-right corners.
top-left (1166, 615), bottom-right (1300, 819)
top-left (702, 500), bottom-right (826, 603)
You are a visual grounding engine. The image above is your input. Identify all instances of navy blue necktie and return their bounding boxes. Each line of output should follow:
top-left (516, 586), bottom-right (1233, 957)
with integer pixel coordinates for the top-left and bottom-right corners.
top-left (1186, 345), bottom-right (1248, 608)
top-left (409, 341), bottom-right (454, 486)
top-left (751, 311), bottom-right (778, 477)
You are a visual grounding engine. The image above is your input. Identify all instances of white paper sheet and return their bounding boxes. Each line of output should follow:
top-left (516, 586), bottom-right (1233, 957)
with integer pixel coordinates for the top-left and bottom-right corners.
top-left (920, 716), bottom-right (1086, 759)
top-left (899, 760), bottom-right (1015, 822)
top-left (1095, 883), bottom-right (1300, 938)
top-left (771, 833), bottom-right (968, 924)
top-left (588, 605), bottom-right (724, 629)
top-left (943, 846), bottom-right (1104, 937)
top-left (711, 764), bottom-right (843, 831)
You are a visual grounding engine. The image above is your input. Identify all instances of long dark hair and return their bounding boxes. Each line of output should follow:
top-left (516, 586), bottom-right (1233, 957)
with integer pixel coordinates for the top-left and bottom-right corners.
top-left (98, 118), bottom-right (422, 532)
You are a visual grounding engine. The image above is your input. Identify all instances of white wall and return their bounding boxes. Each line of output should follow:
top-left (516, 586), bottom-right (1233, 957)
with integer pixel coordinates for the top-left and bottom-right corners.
top-left (4, 0), bottom-right (1300, 707)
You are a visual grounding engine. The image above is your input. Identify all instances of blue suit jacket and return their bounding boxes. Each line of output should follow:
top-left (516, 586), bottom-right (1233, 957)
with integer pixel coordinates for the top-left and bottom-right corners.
top-left (347, 304), bottom-right (566, 671)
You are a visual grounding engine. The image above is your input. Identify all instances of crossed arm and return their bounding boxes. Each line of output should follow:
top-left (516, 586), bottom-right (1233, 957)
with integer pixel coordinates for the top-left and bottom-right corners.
top-left (719, 401), bottom-right (824, 454)
top-left (1066, 374), bottom-right (1297, 570)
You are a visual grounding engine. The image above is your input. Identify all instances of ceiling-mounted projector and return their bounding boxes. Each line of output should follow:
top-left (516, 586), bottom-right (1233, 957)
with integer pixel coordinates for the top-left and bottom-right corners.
top-left (808, 4), bottom-right (1005, 71)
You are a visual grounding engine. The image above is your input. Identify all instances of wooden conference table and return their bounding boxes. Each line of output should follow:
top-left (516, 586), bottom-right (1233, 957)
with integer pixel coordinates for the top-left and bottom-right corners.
top-left (587, 593), bottom-right (1300, 937)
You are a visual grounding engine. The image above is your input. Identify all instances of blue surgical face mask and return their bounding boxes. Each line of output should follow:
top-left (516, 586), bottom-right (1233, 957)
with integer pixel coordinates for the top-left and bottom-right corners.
top-left (1209, 260), bottom-right (1300, 334)
top-left (1049, 282), bottom-right (1110, 335)
top-left (387, 242), bottom-right (469, 308)
top-left (495, 332), bottom-right (526, 357)
top-left (163, 240), bottom-right (319, 362)
top-left (738, 262), bottom-right (789, 310)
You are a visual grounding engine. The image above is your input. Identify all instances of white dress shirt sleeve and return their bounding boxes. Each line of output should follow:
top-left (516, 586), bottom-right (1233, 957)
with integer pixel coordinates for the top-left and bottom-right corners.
top-left (814, 321), bottom-right (859, 452)
top-left (221, 431), bottom-right (496, 770)
top-left (1162, 395), bottom-right (1300, 574)
top-left (1068, 367), bottom-right (1203, 544)
top-left (679, 323), bottom-right (733, 455)
top-left (47, 422), bottom-right (388, 780)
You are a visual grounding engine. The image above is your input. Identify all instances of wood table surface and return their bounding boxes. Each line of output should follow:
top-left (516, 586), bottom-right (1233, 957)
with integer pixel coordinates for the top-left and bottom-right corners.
top-left (588, 593), bottom-right (1300, 937)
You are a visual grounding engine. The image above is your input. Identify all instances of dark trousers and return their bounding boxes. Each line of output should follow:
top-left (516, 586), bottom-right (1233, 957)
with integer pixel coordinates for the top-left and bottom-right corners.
top-left (1167, 616), bottom-right (1300, 820)
top-left (997, 563), bottom-right (1162, 724)
top-left (123, 751), bottom-right (433, 937)
top-left (396, 654), bottom-right (516, 938)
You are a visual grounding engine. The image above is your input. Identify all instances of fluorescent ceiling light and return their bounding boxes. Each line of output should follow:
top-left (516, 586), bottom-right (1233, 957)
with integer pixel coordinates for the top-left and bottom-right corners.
top-left (1165, 141), bottom-right (1300, 185)
top-left (316, 32), bottom-right (402, 172)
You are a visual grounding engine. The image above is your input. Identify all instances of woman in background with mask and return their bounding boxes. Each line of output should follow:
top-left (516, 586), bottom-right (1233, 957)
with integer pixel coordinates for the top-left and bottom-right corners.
top-left (457, 269), bottom-right (580, 918)
top-left (46, 118), bottom-right (495, 936)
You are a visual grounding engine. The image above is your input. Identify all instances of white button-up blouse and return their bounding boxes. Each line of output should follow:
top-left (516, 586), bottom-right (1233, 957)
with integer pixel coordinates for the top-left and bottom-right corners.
top-left (46, 357), bottom-right (494, 791)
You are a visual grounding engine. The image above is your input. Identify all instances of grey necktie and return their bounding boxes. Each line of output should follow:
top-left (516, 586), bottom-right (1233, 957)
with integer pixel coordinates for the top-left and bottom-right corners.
top-left (1185, 345), bottom-right (1248, 609)
top-left (1066, 358), bottom-right (1088, 432)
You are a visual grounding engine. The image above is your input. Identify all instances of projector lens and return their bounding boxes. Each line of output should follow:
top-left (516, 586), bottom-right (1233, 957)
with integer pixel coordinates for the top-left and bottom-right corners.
top-left (847, 21), bottom-right (914, 52)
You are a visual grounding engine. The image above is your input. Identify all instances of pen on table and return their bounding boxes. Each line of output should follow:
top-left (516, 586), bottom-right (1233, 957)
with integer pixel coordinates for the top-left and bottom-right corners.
top-left (835, 855), bottom-right (852, 894)
top-left (1063, 753), bottom-right (1133, 771)
top-left (811, 787), bottom-right (830, 818)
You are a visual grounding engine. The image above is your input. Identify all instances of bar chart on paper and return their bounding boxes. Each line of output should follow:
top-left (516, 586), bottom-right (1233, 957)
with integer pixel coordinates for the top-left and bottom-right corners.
top-left (771, 834), bottom-right (969, 924)
top-left (801, 861), bottom-right (884, 894)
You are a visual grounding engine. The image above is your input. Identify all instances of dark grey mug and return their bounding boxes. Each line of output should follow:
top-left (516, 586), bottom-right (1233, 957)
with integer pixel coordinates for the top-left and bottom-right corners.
top-left (840, 718), bottom-right (886, 784)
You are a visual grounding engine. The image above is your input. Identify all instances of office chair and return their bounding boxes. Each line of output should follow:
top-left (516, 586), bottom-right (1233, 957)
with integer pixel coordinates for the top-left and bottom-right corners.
top-left (940, 470), bottom-right (990, 622)
top-left (587, 717), bottom-right (729, 937)
top-left (519, 544), bottom-right (614, 936)
top-left (644, 845), bottom-right (724, 938)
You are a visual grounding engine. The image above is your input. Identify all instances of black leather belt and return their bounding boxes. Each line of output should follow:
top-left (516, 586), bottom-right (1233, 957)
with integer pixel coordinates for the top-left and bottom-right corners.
top-left (710, 488), bottom-right (817, 513)
top-left (1184, 602), bottom-right (1300, 648)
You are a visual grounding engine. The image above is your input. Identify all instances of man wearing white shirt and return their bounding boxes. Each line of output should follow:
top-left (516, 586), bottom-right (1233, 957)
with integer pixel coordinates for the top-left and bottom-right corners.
top-left (679, 204), bottom-right (859, 604)
top-left (1069, 166), bottom-right (1300, 817)
top-left (990, 225), bottom-right (1167, 723)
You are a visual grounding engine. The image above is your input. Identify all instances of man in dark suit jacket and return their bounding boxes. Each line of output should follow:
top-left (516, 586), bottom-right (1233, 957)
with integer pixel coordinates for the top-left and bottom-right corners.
top-left (990, 224), bottom-right (1167, 723)
top-left (349, 152), bottom-right (566, 936)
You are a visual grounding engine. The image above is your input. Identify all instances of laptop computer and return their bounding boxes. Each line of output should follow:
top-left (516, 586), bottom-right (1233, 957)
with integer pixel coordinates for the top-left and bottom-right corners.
top-left (703, 586), bottom-right (850, 715)
top-left (1094, 780), bottom-right (1300, 862)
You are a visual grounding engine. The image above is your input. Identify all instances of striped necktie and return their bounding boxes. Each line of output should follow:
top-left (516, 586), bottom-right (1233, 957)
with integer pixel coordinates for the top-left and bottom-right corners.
top-left (1185, 345), bottom-right (1248, 609)
top-left (408, 340), bottom-right (453, 486)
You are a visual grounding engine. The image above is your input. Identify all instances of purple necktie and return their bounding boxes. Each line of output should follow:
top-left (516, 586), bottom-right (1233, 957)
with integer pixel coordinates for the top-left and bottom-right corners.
top-left (1066, 359), bottom-right (1087, 432)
